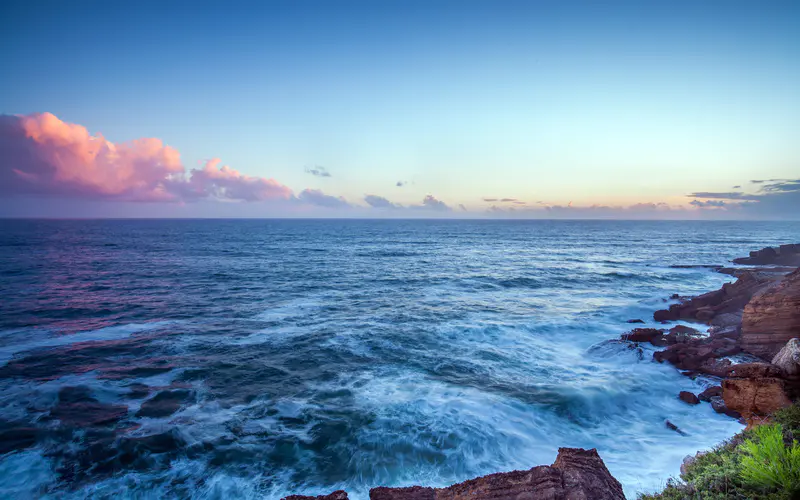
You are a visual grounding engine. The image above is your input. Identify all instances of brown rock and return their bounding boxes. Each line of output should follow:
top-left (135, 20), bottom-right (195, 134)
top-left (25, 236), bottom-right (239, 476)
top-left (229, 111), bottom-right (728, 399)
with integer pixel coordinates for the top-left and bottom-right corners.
top-left (653, 271), bottom-right (775, 325)
top-left (725, 362), bottom-right (784, 379)
top-left (621, 328), bottom-right (665, 345)
top-left (282, 491), bottom-right (349, 500)
top-left (741, 268), bottom-right (800, 360)
top-left (722, 378), bottom-right (792, 420)
top-left (709, 396), bottom-right (741, 419)
top-left (698, 386), bottom-right (722, 402)
top-left (678, 391), bottom-right (700, 405)
top-left (369, 448), bottom-right (624, 500)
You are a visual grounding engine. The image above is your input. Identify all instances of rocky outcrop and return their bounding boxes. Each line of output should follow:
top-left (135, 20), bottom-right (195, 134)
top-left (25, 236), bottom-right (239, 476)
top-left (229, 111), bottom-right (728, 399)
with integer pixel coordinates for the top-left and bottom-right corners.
top-left (772, 338), bottom-right (800, 377)
top-left (741, 269), bottom-right (800, 360)
top-left (284, 449), bottom-right (624, 500)
top-left (653, 271), bottom-right (778, 324)
top-left (282, 492), bottom-right (349, 500)
top-left (679, 391), bottom-right (700, 405)
top-left (733, 244), bottom-right (800, 266)
top-left (722, 376), bottom-right (791, 424)
top-left (720, 360), bottom-right (797, 425)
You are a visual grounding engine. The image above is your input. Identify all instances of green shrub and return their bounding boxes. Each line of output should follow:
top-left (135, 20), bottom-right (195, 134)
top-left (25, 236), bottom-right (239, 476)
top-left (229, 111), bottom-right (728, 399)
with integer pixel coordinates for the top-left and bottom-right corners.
top-left (773, 403), bottom-right (800, 434)
top-left (739, 424), bottom-right (800, 495)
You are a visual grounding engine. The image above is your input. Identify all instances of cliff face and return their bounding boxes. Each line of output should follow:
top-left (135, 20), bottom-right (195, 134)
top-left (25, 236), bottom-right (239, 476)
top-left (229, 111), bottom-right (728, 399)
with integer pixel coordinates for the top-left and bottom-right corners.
top-left (283, 448), bottom-right (625, 500)
top-left (741, 268), bottom-right (800, 360)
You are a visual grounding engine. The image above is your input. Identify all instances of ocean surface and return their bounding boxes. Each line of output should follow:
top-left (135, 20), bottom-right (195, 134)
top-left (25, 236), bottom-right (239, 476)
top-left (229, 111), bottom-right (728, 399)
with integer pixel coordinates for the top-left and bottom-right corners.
top-left (1, 219), bottom-right (799, 499)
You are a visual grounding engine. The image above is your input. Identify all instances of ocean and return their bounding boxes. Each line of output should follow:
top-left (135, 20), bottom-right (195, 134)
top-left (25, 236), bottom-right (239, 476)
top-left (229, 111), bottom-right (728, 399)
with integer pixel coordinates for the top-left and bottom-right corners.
top-left (1, 219), bottom-right (799, 499)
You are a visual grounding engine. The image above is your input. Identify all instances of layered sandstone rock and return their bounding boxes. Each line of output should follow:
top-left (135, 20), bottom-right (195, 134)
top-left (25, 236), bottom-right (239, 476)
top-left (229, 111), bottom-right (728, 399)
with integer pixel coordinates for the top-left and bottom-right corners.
top-left (373, 448), bottom-right (624, 500)
top-left (653, 271), bottom-right (778, 324)
top-left (721, 362), bottom-right (795, 424)
top-left (741, 269), bottom-right (800, 360)
top-left (283, 492), bottom-right (349, 500)
top-left (284, 449), bottom-right (624, 500)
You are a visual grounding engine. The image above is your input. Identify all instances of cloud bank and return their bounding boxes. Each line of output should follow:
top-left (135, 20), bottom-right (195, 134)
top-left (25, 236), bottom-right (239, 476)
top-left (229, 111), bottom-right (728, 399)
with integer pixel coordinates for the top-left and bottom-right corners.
top-left (687, 179), bottom-right (800, 218)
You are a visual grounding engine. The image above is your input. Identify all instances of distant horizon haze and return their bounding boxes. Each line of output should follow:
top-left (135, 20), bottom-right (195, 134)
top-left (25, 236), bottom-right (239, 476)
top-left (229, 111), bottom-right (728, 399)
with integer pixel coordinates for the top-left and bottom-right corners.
top-left (1, 1), bottom-right (798, 219)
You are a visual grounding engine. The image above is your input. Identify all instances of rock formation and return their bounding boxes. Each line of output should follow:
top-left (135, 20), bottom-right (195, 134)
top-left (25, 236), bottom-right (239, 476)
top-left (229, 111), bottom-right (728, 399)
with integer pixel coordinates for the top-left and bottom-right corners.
top-left (653, 271), bottom-right (779, 325)
top-left (772, 338), bottom-right (800, 377)
top-left (733, 244), bottom-right (800, 266)
top-left (741, 268), bottom-right (800, 360)
top-left (282, 448), bottom-right (625, 500)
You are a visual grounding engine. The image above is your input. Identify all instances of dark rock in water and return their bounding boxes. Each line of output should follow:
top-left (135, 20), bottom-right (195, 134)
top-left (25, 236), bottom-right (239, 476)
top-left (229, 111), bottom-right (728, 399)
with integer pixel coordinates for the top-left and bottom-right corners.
top-left (741, 268), bottom-right (800, 360)
top-left (733, 244), bottom-right (800, 266)
top-left (126, 383), bottom-right (152, 400)
top-left (709, 396), bottom-right (740, 419)
top-left (118, 428), bottom-right (186, 456)
top-left (698, 386), bottom-right (722, 402)
top-left (136, 389), bottom-right (194, 418)
top-left (665, 420), bottom-right (687, 436)
top-left (282, 492), bottom-right (349, 500)
top-left (366, 448), bottom-right (624, 500)
top-left (621, 328), bottom-right (665, 345)
top-left (678, 391), bottom-right (700, 405)
top-left (0, 425), bottom-right (41, 455)
top-left (58, 385), bottom-right (96, 404)
top-left (50, 391), bottom-right (128, 427)
top-left (627, 319), bottom-right (645, 324)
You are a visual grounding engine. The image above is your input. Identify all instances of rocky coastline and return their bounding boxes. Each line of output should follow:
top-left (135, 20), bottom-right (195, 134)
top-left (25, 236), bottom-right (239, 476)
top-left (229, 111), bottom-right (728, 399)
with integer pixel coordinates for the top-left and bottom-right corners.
top-left (283, 243), bottom-right (800, 500)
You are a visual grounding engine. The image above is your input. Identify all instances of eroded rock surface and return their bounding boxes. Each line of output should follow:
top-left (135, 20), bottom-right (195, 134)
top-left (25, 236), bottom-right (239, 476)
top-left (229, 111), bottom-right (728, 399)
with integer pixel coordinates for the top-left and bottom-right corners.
top-left (772, 338), bottom-right (800, 377)
top-left (284, 448), bottom-right (624, 500)
top-left (741, 269), bottom-right (800, 360)
top-left (653, 271), bottom-right (779, 324)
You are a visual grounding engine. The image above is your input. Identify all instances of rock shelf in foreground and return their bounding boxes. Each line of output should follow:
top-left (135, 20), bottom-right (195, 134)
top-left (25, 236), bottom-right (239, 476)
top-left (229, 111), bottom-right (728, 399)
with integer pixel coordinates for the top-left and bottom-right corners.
top-left (282, 448), bottom-right (625, 500)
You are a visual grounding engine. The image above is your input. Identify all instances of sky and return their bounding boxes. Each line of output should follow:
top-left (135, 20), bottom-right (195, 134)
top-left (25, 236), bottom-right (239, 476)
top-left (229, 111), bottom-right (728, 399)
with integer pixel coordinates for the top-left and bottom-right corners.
top-left (1, 0), bottom-right (798, 219)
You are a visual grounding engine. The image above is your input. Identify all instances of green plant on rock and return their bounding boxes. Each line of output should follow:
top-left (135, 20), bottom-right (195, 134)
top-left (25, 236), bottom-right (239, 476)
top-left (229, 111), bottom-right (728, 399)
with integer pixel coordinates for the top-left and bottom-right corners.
top-left (739, 423), bottom-right (800, 495)
top-left (773, 403), bottom-right (800, 434)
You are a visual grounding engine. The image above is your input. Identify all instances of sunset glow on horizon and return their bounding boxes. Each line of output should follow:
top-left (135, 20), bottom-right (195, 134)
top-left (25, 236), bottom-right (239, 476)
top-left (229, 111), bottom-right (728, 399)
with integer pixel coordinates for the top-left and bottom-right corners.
top-left (1, 0), bottom-right (798, 219)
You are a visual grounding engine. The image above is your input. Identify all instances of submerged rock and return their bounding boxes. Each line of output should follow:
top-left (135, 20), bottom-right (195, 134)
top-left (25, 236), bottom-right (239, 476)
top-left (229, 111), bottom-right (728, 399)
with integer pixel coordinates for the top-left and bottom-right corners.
top-left (135, 389), bottom-right (194, 418)
top-left (49, 386), bottom-right (128, 427)
top-left (665, 420), bottom-right (688, 436)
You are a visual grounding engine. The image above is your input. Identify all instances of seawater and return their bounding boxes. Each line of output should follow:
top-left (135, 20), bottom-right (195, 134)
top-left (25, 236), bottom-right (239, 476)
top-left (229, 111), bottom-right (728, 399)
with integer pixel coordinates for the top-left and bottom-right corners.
top-left (1, 219), bottom-right (799, 499)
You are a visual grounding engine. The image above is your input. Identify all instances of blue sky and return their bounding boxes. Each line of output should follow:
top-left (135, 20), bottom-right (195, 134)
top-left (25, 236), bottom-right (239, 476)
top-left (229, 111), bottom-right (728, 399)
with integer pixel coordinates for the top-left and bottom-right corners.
top-left (1, 0), bottom-right (798, 218)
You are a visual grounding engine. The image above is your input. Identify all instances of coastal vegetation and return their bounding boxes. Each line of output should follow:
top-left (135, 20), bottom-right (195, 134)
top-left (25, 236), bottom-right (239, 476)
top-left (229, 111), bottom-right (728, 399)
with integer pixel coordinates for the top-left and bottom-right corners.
top-left (640, 403), bottom-right (800, 500)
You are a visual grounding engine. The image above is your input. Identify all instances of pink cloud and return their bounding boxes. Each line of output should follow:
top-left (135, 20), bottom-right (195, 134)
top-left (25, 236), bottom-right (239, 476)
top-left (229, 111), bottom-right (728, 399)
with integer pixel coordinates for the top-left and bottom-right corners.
top-left (185, 159), bottom-right (293, 201)
top-left (0, 112), bottom-right (292, 203)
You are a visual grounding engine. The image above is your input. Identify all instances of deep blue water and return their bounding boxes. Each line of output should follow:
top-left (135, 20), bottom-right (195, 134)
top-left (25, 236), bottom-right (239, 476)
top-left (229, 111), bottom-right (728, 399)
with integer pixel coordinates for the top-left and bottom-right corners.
top-left (1, 219), bottom-right (799, 499)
